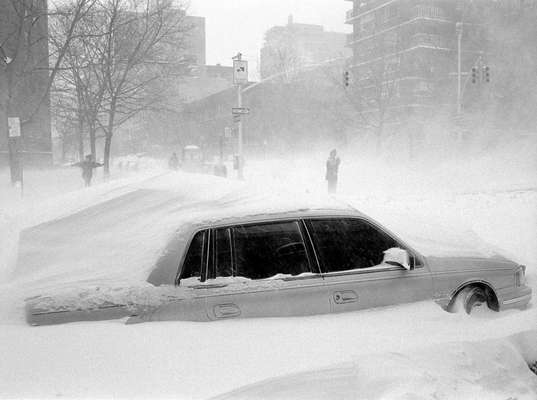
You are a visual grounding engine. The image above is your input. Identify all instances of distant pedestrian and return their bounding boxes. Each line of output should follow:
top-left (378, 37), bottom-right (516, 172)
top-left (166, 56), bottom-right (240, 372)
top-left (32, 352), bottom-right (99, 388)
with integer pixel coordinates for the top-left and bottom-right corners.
top-left (168, 152), bottom-right (179, 171)
top-left (73, 155), bottom-right (103, 187)
top-left (325, 149), bottom-right (341, 194)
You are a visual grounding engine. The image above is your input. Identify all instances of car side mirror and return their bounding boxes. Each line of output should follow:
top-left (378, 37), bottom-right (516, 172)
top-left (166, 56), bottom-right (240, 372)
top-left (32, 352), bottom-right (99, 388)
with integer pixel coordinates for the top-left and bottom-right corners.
top-left (383, 247), bottom-right (411, 270)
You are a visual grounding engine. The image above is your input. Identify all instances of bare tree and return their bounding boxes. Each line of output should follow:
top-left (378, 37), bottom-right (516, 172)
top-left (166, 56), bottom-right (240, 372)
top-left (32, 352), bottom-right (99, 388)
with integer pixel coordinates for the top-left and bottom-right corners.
top-left (50, 0), bottom-right (190, 170)
top-left (92, 0), bottom-right (190, 175)
top-left (323, 34), bottom-right (402, 154)
top-left (50, 2), bottom-right (108, 161)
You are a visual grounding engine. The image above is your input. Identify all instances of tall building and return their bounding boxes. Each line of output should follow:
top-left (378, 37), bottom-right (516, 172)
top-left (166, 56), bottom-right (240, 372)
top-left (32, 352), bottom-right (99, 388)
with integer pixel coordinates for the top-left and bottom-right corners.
top-left (260, 15), bottom-right (351, 79)
top-left (344, 0), bottom-right (485, 118)
top-left (0, 0), bottom-right (52, 166)
top-left (184, 15), bottom-right (206, 65)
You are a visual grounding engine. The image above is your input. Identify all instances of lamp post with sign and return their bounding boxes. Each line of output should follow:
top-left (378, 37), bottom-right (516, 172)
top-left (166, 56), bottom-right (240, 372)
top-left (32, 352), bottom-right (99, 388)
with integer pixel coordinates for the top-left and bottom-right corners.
top-left (232, 52), bottom-right (248, 179)
top-left (1, 45), bottom-right (20, 193)
top-left (8, 117), bottom-right (23, 195)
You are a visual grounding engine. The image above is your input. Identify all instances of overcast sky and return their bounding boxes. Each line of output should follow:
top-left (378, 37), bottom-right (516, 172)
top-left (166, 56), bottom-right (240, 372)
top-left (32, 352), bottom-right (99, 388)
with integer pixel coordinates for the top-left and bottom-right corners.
top-left (188, 0), bottom-right (351, 79)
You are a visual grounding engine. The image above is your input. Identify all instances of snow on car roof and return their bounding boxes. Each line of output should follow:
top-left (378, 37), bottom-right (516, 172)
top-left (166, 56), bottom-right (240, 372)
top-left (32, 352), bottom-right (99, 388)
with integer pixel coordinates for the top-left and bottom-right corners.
top-left (183, 193), bottom-right (359, 228)
top-left (13, 171), bottom-right (358, 293)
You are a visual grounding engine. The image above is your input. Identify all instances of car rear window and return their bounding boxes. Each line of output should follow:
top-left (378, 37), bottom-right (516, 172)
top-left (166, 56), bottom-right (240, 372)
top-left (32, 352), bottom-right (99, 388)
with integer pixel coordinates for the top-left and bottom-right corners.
top-left (180, 230), bottom-right (208, 281)
top-left (307, 218), bottom-right (398, 273)
top-left (231, 221), bottom-right (311, 280)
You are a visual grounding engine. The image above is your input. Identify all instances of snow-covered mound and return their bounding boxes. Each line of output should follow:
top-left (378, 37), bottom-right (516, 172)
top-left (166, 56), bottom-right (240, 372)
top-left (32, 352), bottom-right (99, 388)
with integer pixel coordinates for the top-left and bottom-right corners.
top-left (212, 330), bottom-right (537, 400)
top-left (8, 172), bottom-right (353, 294)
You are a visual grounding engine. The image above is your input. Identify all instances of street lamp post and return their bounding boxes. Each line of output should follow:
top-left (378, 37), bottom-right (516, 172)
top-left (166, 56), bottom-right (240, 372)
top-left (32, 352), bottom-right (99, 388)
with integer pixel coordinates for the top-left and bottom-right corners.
top-left (232, 52), bottom-right (248, 180)
top-left (1, 45), bottom-right (22, 195)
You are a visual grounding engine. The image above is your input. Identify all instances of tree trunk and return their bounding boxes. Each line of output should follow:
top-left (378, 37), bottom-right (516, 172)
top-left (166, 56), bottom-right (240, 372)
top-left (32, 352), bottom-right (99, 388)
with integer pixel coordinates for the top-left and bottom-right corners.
top-left (77, 125), bottom-right (84, 161)
top-left (103, 105), bottom-right (116, 177)
top-left (61, 133), bottom-right (67, 163)
top-left (89, 120), bottom-right (96, 161)
top-left (103, 132), bottom-right (112, 177)
top-left (75, 86), bottom-right (85, 161)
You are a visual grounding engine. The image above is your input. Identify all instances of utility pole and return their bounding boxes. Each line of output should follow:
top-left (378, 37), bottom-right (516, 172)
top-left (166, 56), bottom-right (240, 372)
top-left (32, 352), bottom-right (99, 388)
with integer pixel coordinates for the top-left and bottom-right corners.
top-left (237, 83), bottom-right (243, 179)
top-left (232, 52), bottom-right (248, 180)
top-left (1, 45), bottom-right (22, 195)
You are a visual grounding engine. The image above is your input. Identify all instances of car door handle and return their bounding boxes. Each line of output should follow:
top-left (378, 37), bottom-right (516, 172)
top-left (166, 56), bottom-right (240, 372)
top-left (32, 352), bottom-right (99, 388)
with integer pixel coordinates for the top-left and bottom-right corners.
top-left (333, 290), bottom-right (358, 304)
top-left (214, 304), bottom-right (241, 319)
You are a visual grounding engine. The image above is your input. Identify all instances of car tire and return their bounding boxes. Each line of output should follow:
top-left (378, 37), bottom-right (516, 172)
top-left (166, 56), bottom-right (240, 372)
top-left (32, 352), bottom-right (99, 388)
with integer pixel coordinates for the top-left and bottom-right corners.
top-left (450, 286), bottom-right (489, 314)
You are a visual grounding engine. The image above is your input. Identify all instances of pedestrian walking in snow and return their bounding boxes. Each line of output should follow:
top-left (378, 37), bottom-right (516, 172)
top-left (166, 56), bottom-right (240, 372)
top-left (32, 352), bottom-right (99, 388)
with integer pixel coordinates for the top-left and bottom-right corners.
top-left (73, 155), bottom-right (103, 187)
top-left (168, 152), bottom-right (179, 171)
top-left (325, 149), bottom-right (341, 194)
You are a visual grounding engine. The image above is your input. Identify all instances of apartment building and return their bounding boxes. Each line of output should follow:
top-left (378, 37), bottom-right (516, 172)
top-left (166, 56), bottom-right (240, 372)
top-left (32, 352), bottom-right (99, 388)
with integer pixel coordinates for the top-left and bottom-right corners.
top-left (0, 0), bottom-right (52, 166)
top-left (345, 0), bottom-right (486, 117)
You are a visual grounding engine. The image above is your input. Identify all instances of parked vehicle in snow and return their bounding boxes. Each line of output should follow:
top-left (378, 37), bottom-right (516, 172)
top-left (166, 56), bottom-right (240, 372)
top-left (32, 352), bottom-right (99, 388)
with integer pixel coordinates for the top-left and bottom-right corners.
top-left (24, 196), bottom-right (531, 325)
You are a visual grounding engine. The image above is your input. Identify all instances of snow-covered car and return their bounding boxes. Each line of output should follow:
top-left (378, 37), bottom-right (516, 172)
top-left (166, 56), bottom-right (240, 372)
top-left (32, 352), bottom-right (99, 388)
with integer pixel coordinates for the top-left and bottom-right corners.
top-left (24, 192), bottom-right (531, 325)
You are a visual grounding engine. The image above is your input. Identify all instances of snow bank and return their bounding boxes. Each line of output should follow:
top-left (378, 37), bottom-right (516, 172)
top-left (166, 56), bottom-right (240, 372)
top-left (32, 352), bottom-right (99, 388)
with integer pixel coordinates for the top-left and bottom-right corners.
top-left (0, 301), bottom-right (535, 399)
top-left (213, 330), bottom-right (537, 400)
top-left (0, 212), bottom-right (20, 282)
top-left (7, 172), bottom-right (244, 289)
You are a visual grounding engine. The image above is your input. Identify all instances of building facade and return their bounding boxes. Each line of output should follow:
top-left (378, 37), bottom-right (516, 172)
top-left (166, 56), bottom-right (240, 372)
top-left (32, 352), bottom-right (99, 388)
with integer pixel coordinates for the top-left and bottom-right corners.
top-left (344, 0), bottom-right (487, 119)
top-left (184, 15), bottom-right (206, 66)
top-left (0, 0), bottom-right (52, 167)
top-left (260, 15), bottom-right (350, 79)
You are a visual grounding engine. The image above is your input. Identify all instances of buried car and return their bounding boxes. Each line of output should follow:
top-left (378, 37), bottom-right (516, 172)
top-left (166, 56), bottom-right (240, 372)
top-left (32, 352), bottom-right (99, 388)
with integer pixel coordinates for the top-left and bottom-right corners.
top-left (24, 195), bottom-right (531, 325)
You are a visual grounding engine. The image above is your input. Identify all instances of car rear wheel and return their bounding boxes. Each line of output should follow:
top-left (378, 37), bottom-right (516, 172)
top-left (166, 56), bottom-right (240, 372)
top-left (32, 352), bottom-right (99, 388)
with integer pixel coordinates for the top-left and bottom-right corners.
top-left (450, 286), bottom-right (489, 314)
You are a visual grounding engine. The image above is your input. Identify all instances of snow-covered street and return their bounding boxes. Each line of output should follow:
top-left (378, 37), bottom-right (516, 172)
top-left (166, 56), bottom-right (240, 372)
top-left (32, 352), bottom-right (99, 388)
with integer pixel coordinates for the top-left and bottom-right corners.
top-left (2, 0), bottom-right (536, 397)
top-left (0, 151), bottom-right (536, 399)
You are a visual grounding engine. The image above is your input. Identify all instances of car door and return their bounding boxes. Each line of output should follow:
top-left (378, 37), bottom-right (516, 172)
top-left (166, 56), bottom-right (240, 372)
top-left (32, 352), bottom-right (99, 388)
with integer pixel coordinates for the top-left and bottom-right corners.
top-left (204, 220), bottom-right (331, 320)
top-left (305, 218), bottom-right (433, 314)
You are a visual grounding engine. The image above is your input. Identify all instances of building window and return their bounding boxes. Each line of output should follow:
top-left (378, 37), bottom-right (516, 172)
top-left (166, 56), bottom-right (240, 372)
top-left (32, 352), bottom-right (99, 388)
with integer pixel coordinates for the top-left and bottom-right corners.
top-left (358, 13), bottom-right (375, 36)
top-left (386, 4), bottom-right (398, 20)
top-left (415, 5), bottom-right (445, 19)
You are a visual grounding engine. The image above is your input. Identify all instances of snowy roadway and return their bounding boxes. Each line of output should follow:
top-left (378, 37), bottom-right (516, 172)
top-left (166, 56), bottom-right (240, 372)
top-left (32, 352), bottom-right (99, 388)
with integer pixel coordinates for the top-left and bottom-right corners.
top-left (0, 155), bottom-right (536, 399)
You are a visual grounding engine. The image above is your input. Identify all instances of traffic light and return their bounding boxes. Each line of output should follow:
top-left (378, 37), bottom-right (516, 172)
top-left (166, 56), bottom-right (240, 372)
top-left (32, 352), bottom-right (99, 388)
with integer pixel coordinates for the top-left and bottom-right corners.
top-left (471, 67), bottom-right (478, 84)
top-left (343, 71), bottom-right (350, 87)
top-left (482, 65), bottom-right (490, 83)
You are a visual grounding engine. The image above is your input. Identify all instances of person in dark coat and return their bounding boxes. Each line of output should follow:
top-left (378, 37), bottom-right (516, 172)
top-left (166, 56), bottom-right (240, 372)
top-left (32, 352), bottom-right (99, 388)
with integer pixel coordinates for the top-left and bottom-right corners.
top-left (325, 149), bottom-right (341, 194)
top-left (168, 152), bottom-right (179, 171)
top-left (74, 155), bottom-right (103, 187)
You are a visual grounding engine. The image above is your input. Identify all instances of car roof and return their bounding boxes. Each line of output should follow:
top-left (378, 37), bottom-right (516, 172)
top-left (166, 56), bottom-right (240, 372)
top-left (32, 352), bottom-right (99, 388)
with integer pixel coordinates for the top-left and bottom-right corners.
top-left (182, 196), bottom-right (363, 230)
top-left (191, 208), bottom-right (361, 228)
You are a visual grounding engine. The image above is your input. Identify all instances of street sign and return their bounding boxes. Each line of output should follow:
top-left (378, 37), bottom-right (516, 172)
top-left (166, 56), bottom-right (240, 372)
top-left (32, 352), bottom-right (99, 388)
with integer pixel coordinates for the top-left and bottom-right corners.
top-left (8, 117), bottom-right (21, 137)
top-left (232, 107), bottom-right (250, 115)
top-left (233, 59), bottom-right (248, 85)
top-left (233, 114), bottom-right (241, 123)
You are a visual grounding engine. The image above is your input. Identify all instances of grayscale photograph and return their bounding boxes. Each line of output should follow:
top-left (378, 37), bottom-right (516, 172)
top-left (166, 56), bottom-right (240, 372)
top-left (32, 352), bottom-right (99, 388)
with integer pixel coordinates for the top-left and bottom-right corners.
top-left (0, 0), bottom-right (536, 398)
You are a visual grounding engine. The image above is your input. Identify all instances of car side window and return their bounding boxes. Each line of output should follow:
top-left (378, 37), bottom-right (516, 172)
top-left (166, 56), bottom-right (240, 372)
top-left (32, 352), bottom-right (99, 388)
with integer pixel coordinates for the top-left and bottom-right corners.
top-left (179, 230), bottom-right (208, 282)
top-left (231, 221), bottom-right (311, 280)
top-left (307, 218), bottom-right (398, 273)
